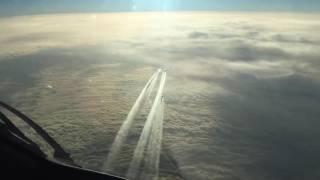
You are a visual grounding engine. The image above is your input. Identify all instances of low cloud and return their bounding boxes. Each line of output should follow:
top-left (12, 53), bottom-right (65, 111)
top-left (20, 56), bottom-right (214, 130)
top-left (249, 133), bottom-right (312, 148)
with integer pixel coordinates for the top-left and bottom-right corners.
top-left (188, 31), bottom-right (209, 39)
top-left (1, 12), bottom-right (320, 180)
top-left (271, 34), bottom-right (320, 45)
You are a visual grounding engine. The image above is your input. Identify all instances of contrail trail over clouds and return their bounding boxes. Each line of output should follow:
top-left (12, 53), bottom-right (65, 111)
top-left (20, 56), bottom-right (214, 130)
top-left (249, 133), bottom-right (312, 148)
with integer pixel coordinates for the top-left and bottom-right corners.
top-left (141, 98), bottom-right (164, 180)
top-left (147, 69), bottom-right (162, 102)
top-left (126, 71), bottom-right (167, 179)
top-left (103, 70), bottom-right (161, 171)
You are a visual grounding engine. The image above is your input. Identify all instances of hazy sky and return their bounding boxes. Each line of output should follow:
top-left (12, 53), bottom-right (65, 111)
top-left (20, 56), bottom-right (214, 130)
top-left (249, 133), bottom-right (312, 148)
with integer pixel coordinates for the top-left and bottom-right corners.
top-left (0, 0), bottom-right (320, 16)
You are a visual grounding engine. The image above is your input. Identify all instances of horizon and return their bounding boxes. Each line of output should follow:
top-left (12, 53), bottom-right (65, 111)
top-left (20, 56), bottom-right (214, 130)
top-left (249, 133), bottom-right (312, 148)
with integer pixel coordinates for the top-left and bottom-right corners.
top-left (1, 0), bottom-right (320, 17)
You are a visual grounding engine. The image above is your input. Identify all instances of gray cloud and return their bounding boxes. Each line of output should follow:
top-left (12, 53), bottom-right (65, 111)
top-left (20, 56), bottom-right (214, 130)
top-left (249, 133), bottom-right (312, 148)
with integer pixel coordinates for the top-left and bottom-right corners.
top-left (208, 73), bottom-right (320, 180)
top-left (2, 32), bottom-right (68, 44)
top-left (188, 31), bottom-right (209, 39)
top-left (192, 43), bottom-right (290, 61)
top-left (271, 34), bottom-right (320, 45)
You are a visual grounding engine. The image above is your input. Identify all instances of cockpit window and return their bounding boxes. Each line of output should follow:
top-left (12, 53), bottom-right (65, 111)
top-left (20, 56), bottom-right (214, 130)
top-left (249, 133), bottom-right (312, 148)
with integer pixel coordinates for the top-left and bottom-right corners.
top-left (1, 1), bottom-right (320, 180)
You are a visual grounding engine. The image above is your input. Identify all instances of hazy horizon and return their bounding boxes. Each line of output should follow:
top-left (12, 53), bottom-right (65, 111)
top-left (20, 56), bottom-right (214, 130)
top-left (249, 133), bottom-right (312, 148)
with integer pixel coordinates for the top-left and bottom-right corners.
top-left (1, 0), bottom-right (320, 17)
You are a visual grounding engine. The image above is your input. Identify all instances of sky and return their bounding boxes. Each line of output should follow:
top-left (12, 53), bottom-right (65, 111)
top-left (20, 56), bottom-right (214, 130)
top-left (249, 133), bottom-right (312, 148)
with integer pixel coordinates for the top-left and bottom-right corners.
top-left (0, 0), bottom-right (320, 16)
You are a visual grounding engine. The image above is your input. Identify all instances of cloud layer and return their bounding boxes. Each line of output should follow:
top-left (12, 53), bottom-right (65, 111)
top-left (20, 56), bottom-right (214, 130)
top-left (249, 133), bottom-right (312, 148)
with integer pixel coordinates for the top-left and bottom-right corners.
top-left (1, 12), bottom-right (320, 180)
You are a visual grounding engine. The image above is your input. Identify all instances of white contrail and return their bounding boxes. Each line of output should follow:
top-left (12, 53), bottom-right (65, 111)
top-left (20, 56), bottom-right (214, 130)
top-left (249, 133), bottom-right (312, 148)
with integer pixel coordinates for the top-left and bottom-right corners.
top-left (126, 71), bottom-right (167, 179)
top-left (146, 69), bottom-right (161, 102)
top-left (103, 70), bottom-right (160, 171)
top-left (141, 98), bottom-right (164, 180)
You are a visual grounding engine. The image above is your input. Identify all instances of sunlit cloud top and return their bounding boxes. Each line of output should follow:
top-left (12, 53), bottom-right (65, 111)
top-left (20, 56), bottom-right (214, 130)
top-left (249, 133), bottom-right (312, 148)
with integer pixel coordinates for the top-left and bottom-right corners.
top-left (0, 0), bottom-right (320, 17)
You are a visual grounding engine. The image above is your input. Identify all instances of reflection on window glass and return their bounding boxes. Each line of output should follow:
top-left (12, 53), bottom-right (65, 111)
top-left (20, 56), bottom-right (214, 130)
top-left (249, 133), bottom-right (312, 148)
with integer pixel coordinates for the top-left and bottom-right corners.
top-left (1, 1), bottom-right (320, 180)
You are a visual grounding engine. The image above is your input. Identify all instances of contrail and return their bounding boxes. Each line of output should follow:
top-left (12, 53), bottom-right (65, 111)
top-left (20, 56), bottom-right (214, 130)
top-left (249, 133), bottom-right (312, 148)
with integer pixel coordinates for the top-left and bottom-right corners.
top-left (103, 70), bottom-right (160, 171)
top-left (141, 98), bottom-right (164, 180)
top-left (146, 69), bottom-right (161, 102)
top-left (126, 71), bottom-right (167, 179)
